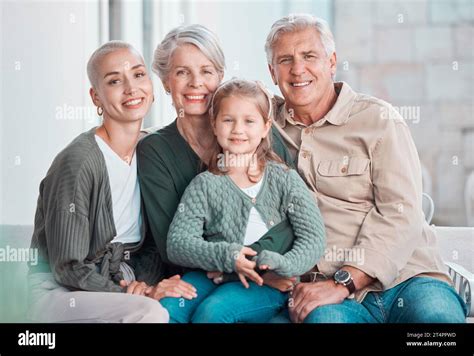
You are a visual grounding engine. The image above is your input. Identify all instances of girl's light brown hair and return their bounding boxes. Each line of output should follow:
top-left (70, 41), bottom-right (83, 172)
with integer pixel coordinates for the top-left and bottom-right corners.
top-left (208, 79), bottom-right (285, 182)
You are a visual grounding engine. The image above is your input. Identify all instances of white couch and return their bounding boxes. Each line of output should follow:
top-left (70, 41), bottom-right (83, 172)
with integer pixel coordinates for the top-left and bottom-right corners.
top-left (432, 226), bottom-right (473, 319)
top-left (0, 225), bottom-right (472, 322)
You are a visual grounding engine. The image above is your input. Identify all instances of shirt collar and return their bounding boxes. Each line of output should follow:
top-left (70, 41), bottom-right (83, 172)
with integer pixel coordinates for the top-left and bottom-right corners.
top-left (276, 82), bottom-right (357, 128)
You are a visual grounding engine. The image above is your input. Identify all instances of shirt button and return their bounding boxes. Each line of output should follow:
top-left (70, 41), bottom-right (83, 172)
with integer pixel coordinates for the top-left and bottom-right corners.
top-left (302, 152), bottom-right (308, 159)
top-left (251, 197), bottom-right (257, 204)
top-left (341, 166), bottom-right (347, 173)
top-left (304, 128), bottom-right (311, 134)
top-left (269, 220), bottom-right (275, 226)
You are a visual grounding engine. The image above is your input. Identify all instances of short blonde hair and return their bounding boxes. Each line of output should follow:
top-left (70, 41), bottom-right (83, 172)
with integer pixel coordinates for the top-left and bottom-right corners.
top-left (87, 40), bottom-right (143, 87)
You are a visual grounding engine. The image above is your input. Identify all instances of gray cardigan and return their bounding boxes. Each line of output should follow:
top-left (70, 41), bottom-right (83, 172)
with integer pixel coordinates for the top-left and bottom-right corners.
top-left (29, 128), bottom-right (162, 293)
top-left (167, 162), bottom-right (327, 277)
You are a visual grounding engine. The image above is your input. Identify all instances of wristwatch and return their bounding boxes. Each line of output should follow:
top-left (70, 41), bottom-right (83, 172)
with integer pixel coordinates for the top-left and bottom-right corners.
top-left (333, 269), bottom-right (356, 295)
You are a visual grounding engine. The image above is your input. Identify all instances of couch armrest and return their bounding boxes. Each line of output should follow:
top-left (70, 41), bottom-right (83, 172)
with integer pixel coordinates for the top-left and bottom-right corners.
top-left (445, 262), bottom-right (473, 317)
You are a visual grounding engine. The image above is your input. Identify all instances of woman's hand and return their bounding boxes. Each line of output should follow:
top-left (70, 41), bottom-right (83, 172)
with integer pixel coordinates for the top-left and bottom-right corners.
top-left (234, 247), bottom-right (263, 288)
top-left (207, 271), bottom-right (224, 284)
top-left (262, 271), bottom-right (297, 292)
top-left (120, 280), bottom-right (149, 296)
top-left (144, 275), bottom-right (198, 301)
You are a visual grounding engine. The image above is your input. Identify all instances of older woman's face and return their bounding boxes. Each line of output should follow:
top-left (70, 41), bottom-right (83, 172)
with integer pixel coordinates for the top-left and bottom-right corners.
top-left (164, 44), bottom-right (222, 117)
top-left (90, 49), bottom-right (153, 123)
top-left (268, 27), bottom-right (336, 111)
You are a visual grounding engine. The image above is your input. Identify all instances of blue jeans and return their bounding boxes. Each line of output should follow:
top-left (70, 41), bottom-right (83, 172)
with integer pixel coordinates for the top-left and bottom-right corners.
top-left (271, 277), bottom-right (467, 323)
top-left (160, 271), bottom-right (288, 323)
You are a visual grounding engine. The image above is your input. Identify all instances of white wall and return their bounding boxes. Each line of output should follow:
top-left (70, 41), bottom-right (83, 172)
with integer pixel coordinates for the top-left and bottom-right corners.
top-left (1, 0), bottom-right (101, 225)
top-left (0, 0), bottom-right (332, 226)
top-left (120, 0), bottom-right (143, 54)
top-left (0, 1), bottom-right (4, 227)
top-left (333, 0), bottom-right (474, 226)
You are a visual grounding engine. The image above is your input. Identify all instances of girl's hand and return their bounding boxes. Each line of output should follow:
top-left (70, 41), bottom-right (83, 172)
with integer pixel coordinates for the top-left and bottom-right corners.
top-left (120, 280), bottom-right (149, 295)
top-left (144, 275), bottom-right (198, 301)
top-left (262, 271), bottom-right (297, 292)
top-left (234, 247), bottom-right (263, 288)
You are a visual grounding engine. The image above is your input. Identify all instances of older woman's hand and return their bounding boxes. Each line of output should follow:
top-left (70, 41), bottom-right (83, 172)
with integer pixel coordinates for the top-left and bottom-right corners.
top-left (144, 275), bottom-right (198, 301)
top-left (262, 271), bottom-right (297, 292)
top-left (207, 271), bottom-right (224, 284)
top-left (119, 280), bottom-right (149, 296)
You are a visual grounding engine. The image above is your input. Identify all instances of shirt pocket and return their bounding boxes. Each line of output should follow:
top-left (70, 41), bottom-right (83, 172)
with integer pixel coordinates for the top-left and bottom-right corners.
top-left (316, 156), bottom-right (372, 203)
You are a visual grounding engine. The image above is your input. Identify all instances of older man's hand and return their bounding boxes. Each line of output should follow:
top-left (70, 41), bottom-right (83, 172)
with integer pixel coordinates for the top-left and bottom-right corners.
top-left (288, 280), bottom-right (350, 323)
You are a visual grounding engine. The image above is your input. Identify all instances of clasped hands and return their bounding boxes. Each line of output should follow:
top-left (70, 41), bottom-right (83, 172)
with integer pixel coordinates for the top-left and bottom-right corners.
top-left (208, 246), bottom-right (296, 291)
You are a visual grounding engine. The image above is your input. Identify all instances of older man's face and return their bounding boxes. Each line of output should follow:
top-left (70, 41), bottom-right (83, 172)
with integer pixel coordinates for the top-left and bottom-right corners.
top-left (269, 27), bottom-right (336, 113)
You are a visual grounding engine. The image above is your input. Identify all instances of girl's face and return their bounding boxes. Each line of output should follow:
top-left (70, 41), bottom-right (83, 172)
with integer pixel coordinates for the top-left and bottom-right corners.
top-left (164, 44), bottom-right (222, 118)
top-left (213, 95), bottom-right (272, 156)
top-left (90, 49), bottom-right (153, 123)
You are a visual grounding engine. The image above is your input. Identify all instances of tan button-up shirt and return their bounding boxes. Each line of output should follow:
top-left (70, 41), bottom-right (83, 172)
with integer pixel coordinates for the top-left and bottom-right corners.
top-left (274, 82), bottom-right (451, 301)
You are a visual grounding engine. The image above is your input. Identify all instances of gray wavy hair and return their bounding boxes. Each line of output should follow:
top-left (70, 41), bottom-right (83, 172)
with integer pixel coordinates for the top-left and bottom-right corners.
top-left (264, 14), bottom-right (336, 64)
top-left (152, 24), bottom-right (225, 82)
top-left (87, 40), bottom-right (143, 87)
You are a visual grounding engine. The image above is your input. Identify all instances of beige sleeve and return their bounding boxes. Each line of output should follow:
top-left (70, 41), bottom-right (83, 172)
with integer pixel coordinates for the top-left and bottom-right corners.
top-left (344, 109), bottom-right (425, 289)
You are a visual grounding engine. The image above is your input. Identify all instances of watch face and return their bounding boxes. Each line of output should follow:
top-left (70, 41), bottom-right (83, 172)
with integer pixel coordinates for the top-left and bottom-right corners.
top-left (334, 270), bottom-right (350, 283)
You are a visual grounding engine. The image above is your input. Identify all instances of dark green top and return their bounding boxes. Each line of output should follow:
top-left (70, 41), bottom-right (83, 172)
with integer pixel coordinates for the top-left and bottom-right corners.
top-left (137, 119), bottom-right (296, 276)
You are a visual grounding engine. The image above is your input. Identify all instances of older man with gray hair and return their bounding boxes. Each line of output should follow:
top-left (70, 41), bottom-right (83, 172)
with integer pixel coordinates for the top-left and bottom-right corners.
top-left (266, 14), bottom-right (466, 323)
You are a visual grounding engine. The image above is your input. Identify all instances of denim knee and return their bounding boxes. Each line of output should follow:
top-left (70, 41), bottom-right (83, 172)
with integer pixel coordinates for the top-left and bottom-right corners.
top-left (269, 308), bottom-right (291, 323)
top-left (159, 296), bottom-right (189, 323)
top-left (303, 297), bottom-right (379, 324)
top-left (192, 282), bottom-right (286, 323)
top-left (304, 304), bottom-right (357, 323)
top-left (191, 294), bottom-right (233, 323)
top-left (160, 270), bottom-right (218, 323)
top-left (389, 277), bottom-right (467, 323)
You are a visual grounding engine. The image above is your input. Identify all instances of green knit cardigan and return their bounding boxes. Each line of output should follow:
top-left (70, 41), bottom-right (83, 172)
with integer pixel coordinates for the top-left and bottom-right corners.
top-left (167, 161), bottom-right (326, 277)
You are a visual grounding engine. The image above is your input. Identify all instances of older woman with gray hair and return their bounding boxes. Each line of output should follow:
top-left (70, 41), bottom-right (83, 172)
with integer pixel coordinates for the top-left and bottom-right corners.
top-left (27, 41), bottom-right (196, 323)
top-left (137, 24), bottom-right (298, 304)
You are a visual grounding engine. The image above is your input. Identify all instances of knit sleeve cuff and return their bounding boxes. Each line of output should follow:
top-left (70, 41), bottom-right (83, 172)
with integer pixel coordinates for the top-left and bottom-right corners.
top-left (224, 243), bottom-right (244, 273)
top-left (255, 250), bottom-right (287, 275)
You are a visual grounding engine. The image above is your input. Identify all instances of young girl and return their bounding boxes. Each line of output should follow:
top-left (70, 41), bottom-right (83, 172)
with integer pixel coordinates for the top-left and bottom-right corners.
top-left (161, 79), bottom-right (326, 323)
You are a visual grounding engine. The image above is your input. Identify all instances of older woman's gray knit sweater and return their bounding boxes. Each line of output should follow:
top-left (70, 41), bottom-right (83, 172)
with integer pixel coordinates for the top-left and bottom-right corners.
top-left (167, 162), bottom-right (326, 277)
